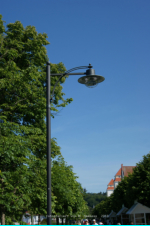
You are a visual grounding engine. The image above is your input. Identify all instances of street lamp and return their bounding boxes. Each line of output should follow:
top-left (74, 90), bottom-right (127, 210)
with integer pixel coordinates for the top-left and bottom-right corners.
top-left (46, 62), bottom-right (105, 225)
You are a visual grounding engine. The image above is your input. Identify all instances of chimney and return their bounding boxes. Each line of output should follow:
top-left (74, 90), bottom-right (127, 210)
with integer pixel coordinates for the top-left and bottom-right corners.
top-left (121, 164), bottom-right (123, 179)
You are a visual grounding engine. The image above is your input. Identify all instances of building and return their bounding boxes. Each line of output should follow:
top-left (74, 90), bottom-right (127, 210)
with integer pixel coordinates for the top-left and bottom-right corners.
top-left (126, 201), bottom-right (150, 225)
top-left (106, 164), bottom-right (135, 197)
top-left (107, 179), bottom-right (114, 197)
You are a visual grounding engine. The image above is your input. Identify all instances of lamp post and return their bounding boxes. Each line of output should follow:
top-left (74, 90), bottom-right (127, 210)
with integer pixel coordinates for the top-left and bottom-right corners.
top-left (46, 62), bottom-right (105, 225)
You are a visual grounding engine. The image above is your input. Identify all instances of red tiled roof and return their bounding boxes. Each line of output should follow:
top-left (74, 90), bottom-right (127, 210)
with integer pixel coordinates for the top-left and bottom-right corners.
top-left (116, 168), bottom-right (121, 176)
top-left (114, 177), bottom-right (121, 182)
top-left (107, 187), bottom-right (114, 190)
top-left (123, 166), bottom-right (136, 177)
top-left (108, 179), bottom-right (114, 185)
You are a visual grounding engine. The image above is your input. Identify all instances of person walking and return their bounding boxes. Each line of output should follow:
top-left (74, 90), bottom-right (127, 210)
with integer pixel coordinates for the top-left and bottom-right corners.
top-left (92, 219), bottom-right (98, 225)
top-left (84, 219), bottom-right (89, 225)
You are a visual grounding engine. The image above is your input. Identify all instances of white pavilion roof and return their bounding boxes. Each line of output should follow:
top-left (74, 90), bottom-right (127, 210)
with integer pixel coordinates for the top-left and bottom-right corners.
top-left (126, 202), bottom-right (150, 214)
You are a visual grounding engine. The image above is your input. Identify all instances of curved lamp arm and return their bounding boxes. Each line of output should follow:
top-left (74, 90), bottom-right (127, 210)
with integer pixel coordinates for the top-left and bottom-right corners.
top-left (50, 65), bottom-right (92, 103)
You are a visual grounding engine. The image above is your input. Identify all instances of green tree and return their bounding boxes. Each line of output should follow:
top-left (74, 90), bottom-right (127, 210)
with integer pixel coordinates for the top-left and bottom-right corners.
top-left (83, 191), bottom-right (106, 214)
top-left (109, 152), bottom-right (150, 211)
top-left (111, 176), bottom-right (129, 212)
top-left (0, 14), bottom-right (73, 224)
top-left (92, 195), bottom-right (113, 218)
top-left (0, 120), bottom-right (34, 224)
top-left (125, 153), bottom-right (150, 207)
top-left (93, 152), bottom-right (150, 218)
top-left (52, 157), bottom-right (89, 219)
top-left (84, 192), bottom-right (106, 208)
top-left (27, 155), bottom-right (89, 224)
top-left (27, 158), bottom-right (57, 225)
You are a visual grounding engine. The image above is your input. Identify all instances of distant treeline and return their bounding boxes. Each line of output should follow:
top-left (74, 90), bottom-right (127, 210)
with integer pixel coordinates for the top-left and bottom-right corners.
top-left (83, 189), bottom-right (106, 212)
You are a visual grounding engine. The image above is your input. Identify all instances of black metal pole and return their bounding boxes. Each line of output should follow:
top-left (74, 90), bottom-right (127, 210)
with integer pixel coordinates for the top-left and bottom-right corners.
top-left (46, 61), bottom-right (51, 225)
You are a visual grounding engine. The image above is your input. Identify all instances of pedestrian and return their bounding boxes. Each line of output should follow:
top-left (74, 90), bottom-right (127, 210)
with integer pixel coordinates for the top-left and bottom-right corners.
top-left (92, 219), bottom-right (98, 225)
top-left (84, 219), bottom-right (89, 225)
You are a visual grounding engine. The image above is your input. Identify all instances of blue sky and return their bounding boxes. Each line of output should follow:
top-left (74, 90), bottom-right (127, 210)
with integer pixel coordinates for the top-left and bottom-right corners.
top-left (1, 0), bottom-right (150, 193)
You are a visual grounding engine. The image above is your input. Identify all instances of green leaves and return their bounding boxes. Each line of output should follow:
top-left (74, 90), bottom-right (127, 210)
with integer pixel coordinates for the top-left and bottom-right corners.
top-left (93, 152), bottom-right (150, 217)
top-left (0, 14), bottom-right (86, 223)
top-left (51, 157), bottom-right (88, 217)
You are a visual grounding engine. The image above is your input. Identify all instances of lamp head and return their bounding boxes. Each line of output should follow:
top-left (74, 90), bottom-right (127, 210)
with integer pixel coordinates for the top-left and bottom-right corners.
top-left (78, 64), bottom-right (105, 88)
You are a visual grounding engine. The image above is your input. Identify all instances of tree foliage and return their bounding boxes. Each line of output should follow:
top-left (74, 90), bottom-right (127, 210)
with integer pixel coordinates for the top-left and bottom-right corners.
top-left (83, 191), bottom-right (106, 214)
top-left (0, 14), bottom-right (87, 224)
top-left (125, 153), bottom-right (150, 207)
top-left (92, 195), bottom-right (113, 218)
top-left (93, 152), bottom-right (150, 218)
top-left (52, 157), bottom-right (89, 218)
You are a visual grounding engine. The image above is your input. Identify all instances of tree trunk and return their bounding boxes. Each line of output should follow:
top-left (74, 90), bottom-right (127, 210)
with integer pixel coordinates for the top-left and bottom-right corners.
top-left (66, 217), bottom-right (68, 225)
top-left (56, 216), bottom-right (59, 225)
top-left (31, 214), bottom-right (33, 225)
top-left (1, 211), bottom-right (5, 225)
top-left (38, 214), bottom-right (41, 225)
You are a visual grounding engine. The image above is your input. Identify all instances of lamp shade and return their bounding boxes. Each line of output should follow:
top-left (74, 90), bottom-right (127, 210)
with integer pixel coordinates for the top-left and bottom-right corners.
top-left (78, 68), bottom-right (105, 88)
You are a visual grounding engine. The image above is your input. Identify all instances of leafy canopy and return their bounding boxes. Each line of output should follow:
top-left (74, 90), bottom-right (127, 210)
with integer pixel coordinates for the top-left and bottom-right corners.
top-left (93, 152), bottom-right (150, 218)
top-left (0, 14), bottom-right (74, 223)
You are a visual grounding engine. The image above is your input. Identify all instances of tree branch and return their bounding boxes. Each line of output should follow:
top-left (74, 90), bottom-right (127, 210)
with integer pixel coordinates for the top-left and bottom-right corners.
top-left (0, 98), bottom-right (27, 114)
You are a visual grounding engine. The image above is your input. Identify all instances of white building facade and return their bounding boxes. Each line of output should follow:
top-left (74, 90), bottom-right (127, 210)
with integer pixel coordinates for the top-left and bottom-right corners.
top-left (106, 164), bottom-right (135, 197)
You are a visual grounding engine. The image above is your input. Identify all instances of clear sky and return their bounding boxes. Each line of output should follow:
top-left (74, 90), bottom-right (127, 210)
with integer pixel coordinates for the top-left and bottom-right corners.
top-left (1, 0), bottom-right (150, 193)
